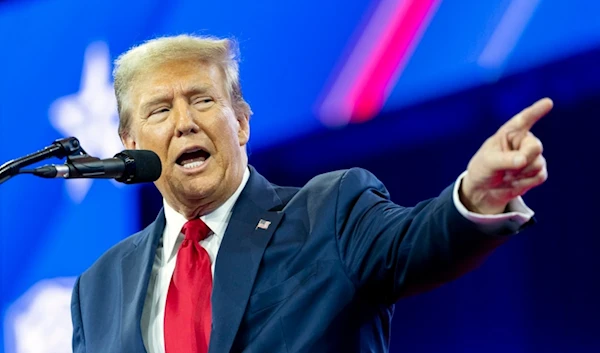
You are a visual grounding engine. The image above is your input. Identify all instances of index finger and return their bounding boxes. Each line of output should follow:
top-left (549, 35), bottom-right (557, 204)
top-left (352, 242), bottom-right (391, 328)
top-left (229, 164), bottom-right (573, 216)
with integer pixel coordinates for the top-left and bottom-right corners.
top-left (502, 97), bottom-right (554, 132)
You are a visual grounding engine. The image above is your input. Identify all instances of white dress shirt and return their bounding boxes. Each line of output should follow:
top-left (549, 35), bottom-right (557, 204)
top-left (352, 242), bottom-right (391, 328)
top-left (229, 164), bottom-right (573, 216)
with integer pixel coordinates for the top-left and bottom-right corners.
top-left (140, 169), bottom-right (534, 353)
top-left (141, 167), bottom-right (250, 353)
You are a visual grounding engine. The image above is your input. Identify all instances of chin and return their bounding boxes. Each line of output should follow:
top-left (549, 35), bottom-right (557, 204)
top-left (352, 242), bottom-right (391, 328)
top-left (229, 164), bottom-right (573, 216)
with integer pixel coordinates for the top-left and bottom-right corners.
top-left (182, 179), bottom-right (218, 199)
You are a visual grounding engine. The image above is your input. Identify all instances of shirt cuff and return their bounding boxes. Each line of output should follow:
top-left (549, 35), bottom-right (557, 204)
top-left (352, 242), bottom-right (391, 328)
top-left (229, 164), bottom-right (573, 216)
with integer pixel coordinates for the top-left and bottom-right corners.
top-left (453, 171), bottom-right (534, 227)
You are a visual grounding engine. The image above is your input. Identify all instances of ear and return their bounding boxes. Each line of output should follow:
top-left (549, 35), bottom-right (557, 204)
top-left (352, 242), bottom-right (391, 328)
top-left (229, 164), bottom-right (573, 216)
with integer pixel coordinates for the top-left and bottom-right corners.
top-left (237, 112), bottom-right (250, 147)
top-left (121, 132), bottom-right (137, 150)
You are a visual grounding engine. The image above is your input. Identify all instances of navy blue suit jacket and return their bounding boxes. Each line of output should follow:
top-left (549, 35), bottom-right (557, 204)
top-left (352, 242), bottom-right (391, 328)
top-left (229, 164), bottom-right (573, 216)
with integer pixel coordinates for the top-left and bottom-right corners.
top-left (71, 166), bottom-right (528, 352)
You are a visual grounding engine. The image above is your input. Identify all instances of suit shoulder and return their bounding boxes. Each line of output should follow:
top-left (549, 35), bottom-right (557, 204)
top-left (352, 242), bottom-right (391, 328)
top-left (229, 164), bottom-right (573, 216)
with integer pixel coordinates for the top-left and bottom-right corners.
top-left (284, 167), bottom-right (386, 203)
top-left (306, 167), bottom-right (385, 192)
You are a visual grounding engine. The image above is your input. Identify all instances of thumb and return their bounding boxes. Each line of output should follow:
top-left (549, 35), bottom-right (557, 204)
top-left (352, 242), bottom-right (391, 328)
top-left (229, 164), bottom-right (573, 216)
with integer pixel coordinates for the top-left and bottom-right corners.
top-left (487, 151), bottom-right (527, 171)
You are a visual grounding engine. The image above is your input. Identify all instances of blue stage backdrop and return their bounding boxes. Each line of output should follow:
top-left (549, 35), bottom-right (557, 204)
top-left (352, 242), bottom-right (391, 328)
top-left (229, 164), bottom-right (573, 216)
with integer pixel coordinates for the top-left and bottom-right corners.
top-left (1, 0), bottom-right (599, 352)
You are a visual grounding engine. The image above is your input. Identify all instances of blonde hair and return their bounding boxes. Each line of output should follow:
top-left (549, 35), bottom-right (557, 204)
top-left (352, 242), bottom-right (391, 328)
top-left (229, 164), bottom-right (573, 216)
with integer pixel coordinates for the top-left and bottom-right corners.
top-left (113, 34), bottom-right (252, 137)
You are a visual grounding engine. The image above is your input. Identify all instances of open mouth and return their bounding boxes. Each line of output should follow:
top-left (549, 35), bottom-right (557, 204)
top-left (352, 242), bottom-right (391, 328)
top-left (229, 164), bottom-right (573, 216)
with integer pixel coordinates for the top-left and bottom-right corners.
top-left (176, 148), bottom-right (211, 169)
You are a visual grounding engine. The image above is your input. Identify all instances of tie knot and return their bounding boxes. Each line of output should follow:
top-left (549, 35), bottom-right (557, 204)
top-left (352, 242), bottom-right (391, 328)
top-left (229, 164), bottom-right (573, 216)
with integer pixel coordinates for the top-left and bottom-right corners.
top-left (181, 219), bottom-right (211, 243)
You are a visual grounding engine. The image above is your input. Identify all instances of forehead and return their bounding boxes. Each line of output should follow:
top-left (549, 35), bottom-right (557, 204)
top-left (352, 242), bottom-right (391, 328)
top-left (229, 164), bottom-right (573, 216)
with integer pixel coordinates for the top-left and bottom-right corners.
top-left (130, 59), bottom-right (226, 103)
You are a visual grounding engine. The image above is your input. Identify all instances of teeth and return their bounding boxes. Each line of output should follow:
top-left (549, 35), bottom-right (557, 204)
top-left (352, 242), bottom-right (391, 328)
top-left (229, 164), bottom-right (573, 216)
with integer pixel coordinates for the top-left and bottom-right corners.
top-left (182, 160), bottom-right (205, 169)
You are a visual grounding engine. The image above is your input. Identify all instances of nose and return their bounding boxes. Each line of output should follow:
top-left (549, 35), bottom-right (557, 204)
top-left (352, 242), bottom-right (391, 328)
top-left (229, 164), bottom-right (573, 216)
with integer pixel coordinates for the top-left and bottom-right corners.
top-left (173, 99), bottom-right (199, 137)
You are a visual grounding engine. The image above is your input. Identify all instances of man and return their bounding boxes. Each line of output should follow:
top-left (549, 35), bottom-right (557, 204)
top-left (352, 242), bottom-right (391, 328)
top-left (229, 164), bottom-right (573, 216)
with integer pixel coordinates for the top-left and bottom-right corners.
top-left (71, 34), bottom-right (551, 353)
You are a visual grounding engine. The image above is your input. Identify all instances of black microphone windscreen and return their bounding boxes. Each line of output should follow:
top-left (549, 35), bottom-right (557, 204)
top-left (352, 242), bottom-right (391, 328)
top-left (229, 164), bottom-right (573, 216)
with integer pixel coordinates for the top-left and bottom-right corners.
top-left (116, 150), bottom-right (162, 184)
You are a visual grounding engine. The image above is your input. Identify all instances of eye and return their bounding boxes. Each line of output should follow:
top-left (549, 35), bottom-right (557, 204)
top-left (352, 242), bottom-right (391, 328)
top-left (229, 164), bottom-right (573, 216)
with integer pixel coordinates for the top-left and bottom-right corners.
top-left (150, 107), bottom-right (169, 116)
top-left (193, 97), bottom-right (215, 108)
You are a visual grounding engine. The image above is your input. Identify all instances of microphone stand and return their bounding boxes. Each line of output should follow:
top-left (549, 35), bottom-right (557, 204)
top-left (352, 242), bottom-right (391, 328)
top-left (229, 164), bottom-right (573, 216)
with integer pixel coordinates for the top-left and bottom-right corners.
top-left (0, 137), bottom-right (85, 184)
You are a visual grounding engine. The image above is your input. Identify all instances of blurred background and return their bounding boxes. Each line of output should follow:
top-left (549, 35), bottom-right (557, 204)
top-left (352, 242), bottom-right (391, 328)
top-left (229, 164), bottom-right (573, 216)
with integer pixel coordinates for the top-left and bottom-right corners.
top-left (1, 0), bottom-right (599, 352)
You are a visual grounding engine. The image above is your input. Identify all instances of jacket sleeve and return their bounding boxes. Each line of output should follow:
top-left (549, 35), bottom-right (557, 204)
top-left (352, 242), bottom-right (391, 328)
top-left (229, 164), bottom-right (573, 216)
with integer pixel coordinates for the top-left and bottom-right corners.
top-left (71, 276), bottom-right (86, 353)
top-left (334, 168), bottom-right (527, 304)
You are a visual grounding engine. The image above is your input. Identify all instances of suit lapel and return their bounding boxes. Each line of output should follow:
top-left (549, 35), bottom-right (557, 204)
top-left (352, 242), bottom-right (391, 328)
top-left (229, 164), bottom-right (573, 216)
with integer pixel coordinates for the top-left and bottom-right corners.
top-left (120, 209), bottom-right (165, 353)
top-left (209, 167), bottom-right (284, 353)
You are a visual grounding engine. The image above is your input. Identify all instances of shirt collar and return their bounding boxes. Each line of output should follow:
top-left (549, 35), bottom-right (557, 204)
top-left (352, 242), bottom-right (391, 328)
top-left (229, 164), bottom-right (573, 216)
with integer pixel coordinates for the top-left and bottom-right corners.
top-left (162, 167), bottom-right (250, 261)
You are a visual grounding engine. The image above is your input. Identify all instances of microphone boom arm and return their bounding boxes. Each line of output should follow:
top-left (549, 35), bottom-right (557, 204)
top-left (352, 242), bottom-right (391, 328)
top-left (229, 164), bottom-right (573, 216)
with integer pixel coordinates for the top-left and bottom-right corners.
top-left (0, 137), bottom-right (85, 184)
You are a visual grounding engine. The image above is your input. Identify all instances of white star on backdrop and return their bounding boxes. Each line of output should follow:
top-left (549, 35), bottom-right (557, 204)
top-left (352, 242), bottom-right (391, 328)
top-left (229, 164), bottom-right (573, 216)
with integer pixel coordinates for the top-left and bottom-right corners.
top-left (49, 41), bottom-right (124, 203)
top-left (4, 277), bottom-right (76, 353)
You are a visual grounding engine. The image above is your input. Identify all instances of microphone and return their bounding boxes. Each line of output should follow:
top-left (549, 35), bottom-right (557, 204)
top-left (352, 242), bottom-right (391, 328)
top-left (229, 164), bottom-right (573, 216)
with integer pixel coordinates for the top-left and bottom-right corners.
top-left (32, 150), bottom-right (162, 184)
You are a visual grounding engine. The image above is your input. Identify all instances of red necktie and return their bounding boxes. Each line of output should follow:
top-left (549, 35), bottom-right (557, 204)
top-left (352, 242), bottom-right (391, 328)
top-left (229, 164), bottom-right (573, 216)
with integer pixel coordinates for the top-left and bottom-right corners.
top-left (164, 219), bottom-right (213, 353)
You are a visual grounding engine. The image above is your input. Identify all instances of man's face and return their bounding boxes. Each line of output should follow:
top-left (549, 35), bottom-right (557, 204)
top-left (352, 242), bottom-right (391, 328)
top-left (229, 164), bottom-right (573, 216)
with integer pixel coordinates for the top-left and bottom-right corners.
top-left (122, 58), bottom-right (250, 214)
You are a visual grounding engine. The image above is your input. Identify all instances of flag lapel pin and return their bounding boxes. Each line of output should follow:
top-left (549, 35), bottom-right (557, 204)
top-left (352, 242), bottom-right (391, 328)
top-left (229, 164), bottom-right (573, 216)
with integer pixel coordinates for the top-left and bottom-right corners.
top-left (256, 219), bottom-right (271, 230)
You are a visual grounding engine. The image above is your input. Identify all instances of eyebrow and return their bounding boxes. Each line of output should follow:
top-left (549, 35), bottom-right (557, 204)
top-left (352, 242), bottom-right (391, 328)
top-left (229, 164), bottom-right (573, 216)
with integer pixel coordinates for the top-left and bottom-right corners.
top-left (139, 84), bottom-right (215, 112)
top-left (140, 93), bottom-right (172, 113)
top-left (184, 84), bottom-right (214, 97)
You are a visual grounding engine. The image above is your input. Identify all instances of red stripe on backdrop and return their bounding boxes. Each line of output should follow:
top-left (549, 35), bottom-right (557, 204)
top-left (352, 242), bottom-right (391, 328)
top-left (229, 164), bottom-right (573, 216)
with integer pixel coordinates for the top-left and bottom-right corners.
top-left (346, 0), bottom-right (440, 123)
